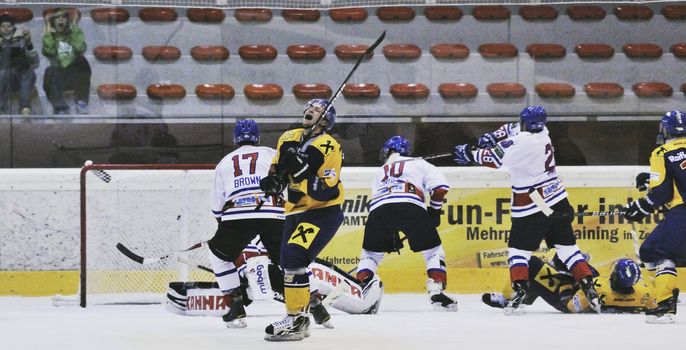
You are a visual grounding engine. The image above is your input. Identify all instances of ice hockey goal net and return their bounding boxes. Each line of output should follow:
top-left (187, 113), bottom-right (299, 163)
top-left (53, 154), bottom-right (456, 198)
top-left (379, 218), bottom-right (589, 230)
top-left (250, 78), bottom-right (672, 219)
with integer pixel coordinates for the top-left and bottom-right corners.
top-left (78, 163), bottom-right (217, 307)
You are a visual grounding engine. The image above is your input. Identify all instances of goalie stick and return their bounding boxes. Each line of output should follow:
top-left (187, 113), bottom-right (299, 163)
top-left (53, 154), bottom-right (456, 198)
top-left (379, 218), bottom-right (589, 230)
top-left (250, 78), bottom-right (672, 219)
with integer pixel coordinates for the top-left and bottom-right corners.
top-left (115, 242), bottom-right (212, 272)
top-left (255, 31), bottom-right (386, 211)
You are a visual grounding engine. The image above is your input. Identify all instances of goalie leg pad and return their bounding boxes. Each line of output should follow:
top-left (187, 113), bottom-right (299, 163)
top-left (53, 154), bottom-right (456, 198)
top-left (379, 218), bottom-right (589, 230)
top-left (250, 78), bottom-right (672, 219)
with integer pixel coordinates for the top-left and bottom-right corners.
top-left (245, 255), bottom-right (273, 301)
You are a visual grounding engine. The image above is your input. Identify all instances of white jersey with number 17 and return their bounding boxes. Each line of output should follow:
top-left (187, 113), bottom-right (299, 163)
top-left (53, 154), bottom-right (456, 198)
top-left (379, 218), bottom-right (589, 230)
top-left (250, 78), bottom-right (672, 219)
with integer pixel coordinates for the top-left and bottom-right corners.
top-left (471, 125), bottom-right (567, 217)
top-left (212, 145), bottom-right (285, 221)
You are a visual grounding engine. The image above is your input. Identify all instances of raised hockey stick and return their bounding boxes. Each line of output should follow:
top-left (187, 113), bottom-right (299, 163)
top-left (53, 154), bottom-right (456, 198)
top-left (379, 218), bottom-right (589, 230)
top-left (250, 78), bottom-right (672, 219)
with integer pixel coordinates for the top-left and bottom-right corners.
top-left (115, 242), bottom-right (212, 272)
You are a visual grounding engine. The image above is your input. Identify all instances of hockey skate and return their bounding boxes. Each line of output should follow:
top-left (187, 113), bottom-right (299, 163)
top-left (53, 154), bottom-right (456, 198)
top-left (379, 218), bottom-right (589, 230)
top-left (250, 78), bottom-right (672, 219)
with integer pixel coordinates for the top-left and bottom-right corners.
top-left (482, 293), bottom-right (507, 309)
top-left (264, 314), bottom-right (311, 342)
top-left (222, 291), bottom-right (247, 328)
top-left (309, 293), bottom-right (333, 329)
top-left (646, 288), bottom-right (678, 324)
top-left (579, 277), bottom-right (602, 313)
top-left (504, 281), bottom-right (528, 315)
top-left (427, 278), bottom-right (458, 311)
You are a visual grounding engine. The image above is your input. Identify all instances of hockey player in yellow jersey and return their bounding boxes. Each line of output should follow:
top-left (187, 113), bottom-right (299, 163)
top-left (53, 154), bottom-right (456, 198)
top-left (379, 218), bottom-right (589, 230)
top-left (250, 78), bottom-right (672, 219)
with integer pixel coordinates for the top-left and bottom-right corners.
top-left (622, 110), bottom-right (686, 324)
top-left (259, 99), bottom-right (345, 341)
top-left (482, 256), bottom-right (656, 314)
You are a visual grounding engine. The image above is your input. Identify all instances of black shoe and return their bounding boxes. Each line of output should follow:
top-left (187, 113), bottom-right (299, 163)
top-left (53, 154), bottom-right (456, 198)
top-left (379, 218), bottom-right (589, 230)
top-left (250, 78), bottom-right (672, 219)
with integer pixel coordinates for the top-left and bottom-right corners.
top-left (264, 314), bottom-right (310, 341)
top-left (646, 288), bottom-right (678, 324)
top-left (223, 291), bottom-right (247, 328)
top-left (505, 281), bottom-right (529, 315)
top-left (579, 277), bottom-right (602, 313)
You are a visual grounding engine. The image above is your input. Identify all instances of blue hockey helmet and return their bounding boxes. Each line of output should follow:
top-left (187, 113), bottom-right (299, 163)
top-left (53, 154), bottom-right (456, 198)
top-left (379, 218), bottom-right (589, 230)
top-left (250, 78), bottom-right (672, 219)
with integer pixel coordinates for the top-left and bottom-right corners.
top-left (303, 99), bottom-right (336, 131)
top-left (381, 135), bottom-right (411, 159)
top-left (610, 258), bottom-right (641, 291)
top-left (519, 105), bottom-right (547, 132)
top-left (233, 119), bottom-right (259, 145)
top-left (658, 110), bottom-right (686, 144)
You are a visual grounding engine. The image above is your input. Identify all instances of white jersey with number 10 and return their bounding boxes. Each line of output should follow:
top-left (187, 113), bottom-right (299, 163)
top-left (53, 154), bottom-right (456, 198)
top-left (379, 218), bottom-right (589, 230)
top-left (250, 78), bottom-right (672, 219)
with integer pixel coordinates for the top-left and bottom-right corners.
top-left (212, 145), bottom-right (284, 221)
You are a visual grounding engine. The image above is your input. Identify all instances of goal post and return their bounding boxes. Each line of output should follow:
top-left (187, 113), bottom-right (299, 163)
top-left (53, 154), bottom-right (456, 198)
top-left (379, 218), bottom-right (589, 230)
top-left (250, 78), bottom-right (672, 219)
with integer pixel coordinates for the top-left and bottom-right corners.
top-left (79, 163), bottom-right (217, 307)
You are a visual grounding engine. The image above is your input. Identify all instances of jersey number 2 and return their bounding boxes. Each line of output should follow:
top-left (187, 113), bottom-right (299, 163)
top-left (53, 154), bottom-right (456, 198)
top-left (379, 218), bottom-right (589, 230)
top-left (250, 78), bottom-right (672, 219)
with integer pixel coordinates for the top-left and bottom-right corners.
top-left (544, 144), bottom-right (555, 172)
top-left (232, 153), bottom-right (258, 177)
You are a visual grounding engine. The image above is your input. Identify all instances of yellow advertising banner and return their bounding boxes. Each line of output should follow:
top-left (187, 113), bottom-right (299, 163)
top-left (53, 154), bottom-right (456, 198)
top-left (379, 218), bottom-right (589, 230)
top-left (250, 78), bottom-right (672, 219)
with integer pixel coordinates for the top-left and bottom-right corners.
top-left (318, 187), bottom-right (662, 292)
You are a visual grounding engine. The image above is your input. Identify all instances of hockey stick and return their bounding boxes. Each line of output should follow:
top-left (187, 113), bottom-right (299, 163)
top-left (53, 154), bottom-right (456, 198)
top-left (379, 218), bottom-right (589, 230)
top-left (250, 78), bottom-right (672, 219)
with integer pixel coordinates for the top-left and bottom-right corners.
top-left (420, 152), bottom-right (453, 161)
top-left (116, 242), bottom-right (211, 273)
top-left (529, 189), bottom-right (621, 217)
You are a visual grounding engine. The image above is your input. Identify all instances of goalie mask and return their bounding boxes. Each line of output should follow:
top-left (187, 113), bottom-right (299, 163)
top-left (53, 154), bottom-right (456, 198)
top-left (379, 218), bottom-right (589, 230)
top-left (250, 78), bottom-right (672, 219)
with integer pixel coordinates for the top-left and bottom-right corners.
top-left (233, 119), bottom-right (259, 145)
top-left (380, 135), bottom-right (411, 161)
top-left (609, 258), bottom-right (641, 292)
top-left (657, 110), bottom-right (686, 144)
top-left (302, 99), bottom-right (336, 132)
top-left (519, 105), bottom-right (547, 133)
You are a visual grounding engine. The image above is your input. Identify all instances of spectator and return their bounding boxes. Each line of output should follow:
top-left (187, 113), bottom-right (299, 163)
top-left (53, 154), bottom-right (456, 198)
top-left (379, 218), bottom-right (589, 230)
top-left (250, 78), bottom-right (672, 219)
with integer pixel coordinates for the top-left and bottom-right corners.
top-left (41, 8), bottom-right (91, 115)
top-left (0, 14), bottom-right (38, 115)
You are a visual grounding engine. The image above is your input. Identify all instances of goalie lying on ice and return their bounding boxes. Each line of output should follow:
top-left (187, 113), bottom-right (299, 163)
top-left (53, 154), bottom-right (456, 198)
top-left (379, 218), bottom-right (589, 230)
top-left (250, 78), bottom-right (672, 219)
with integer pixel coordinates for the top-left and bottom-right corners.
top-left (166, 256), bottom-right (383, 317)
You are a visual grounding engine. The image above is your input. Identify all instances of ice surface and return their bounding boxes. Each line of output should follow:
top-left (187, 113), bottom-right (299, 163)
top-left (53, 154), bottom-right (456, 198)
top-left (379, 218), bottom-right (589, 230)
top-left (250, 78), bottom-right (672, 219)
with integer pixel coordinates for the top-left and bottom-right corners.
top-left (1, 294), bottom-right (684, 350)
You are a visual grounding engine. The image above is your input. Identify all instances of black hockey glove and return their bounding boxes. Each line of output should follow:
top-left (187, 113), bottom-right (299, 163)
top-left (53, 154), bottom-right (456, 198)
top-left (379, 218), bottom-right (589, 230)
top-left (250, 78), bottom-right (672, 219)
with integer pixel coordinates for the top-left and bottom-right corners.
top-left (259, 174), bottom-right (287, 196)
top-left (427, 207), bottom-right (442, 227)
top-left (622, 198), bottom-right (654, 222)
top-left (282, 147), bottom-right (310, 180)
top-left (635, 172), bottom-right (650, 192)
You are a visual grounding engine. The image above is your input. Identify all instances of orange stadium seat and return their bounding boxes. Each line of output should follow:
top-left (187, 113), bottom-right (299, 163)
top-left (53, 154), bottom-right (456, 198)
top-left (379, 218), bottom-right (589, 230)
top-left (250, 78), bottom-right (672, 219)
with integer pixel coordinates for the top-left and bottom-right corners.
top-left (383, 44), bottom-right (422, 59)
top-left (377, 7), bottom-right (415, 21)
top-left (91, 8), bottom-right (129, 23)
top-left (328, 8), bottom-right (368, 22)
top-left (335, 44), bottom-right (373, 60)
top-left (632, 82), bottom-right (673, 97)
top-left (93, 46), bottom-right (133, 61)
top-left (478, 44), bottom-right (518, 58)
top-left (430, 44), bottom-right (470, 59)
top-left (670, 43), bottom-right (686, 58)
top-left (287, 45), bottom-right (326, 60)
top-left (566, 5), bottom-right (606, 20)
top-left (282, 9), bottom-right (320, 22)
top-left (97, 84), bottom-right (137, 100)
top-left (614, 5), bottom-right (653, 20)
top-left (190, 46), bottom-right (229, 61)
top-left (681, 83), bottom-right (686, 95)
top-left (438, 83), bottom-right (478, 98)
top-left (472, 6), bottom-right (510, 21)
top-left (195, 84), bottom-right (235, 100)
top-left (662, 5), bottom-right (686, 20)
top-left (138, 7), bottom-right (177, 22)
top-left (526, 44), bottom-right (566, 59)
top-left (342, 84), bottom-right (381, 98)
top-left (186, 8), bottom-right (225, 23)
top-left (487, 83), bottom-right (526, 98)
top-left (244, 84), bottom-right (283, 100)
top-left (575, 44), bottom-right (615, 59)
top-left (238, 45), bottom-right (278, 60)
top-left (0, 8), bottom-right (33, 22)
top-left (234, 8), bottom-right (272, 22)
top-left (535, 83), bottom-right (576, 98)
top-left (147, 84), bottom-right (186, 100)
top-left (43, 8), bottom-right (81, 21)
top-left (519, 5), bottom-right (558, 21)
top-left (142, 46), bottom-right (182, 61)
top-left (584, 82), bottom-right (624, 98)
top-left (424, 6), bottom-right (463, 21)
top-left (390, 83), bottom-right (430, 99)
top-left (622, 44), bottom-right (663, 59)
top-left (292, 83), bottom-right (332, 99)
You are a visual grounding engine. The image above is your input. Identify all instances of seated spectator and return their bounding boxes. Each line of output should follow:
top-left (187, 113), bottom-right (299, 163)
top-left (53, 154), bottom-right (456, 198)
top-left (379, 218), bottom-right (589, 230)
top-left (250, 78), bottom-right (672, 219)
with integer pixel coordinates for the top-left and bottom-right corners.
top-left (0, 14), bottom-right (38, 115)
top-left (41, 8), bottom-right (91, 115)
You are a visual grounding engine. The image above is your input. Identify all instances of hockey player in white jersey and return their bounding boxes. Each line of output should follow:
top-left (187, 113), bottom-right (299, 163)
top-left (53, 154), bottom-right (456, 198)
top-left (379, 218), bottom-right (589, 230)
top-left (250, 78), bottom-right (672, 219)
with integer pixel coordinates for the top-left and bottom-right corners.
top-left (356, 135), bottom-right (457, 311)
top-left (453, 106), bottom-right (601, 315)
top-left (208, 119), bottom-right (286, 328)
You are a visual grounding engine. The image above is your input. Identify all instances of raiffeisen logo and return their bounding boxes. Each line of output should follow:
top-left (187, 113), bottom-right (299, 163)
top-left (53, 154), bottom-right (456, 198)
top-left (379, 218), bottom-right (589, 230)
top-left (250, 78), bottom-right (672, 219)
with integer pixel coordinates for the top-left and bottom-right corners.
top-left (668, 151), bottom-right (686, 163)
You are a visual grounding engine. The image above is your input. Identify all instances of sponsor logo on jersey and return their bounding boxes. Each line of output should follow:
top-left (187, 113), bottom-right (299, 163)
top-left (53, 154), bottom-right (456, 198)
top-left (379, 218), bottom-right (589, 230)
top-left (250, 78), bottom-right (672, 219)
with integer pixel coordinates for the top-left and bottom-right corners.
top-left (323, 169), bottom-right (336, 178)
top-left (319, 140), bottom-right (335, 154)
top-left (667, 151), bottom-right (686, 162)
top-left (287, 222), bottom-right (320, 249)
top-left (493, 145), bottom-right (505, 158)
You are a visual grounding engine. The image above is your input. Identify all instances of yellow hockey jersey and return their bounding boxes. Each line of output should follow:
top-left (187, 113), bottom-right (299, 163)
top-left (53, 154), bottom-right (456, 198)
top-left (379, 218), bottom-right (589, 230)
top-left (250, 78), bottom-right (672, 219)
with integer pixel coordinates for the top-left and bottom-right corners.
top-left (566, 276), bottom-right (656, 313)
top-left (273, 128), bottom-right (344, 214)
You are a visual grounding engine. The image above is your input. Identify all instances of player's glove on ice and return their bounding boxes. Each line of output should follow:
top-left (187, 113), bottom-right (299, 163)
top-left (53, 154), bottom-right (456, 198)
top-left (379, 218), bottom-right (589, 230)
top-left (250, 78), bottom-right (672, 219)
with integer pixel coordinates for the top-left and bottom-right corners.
top-left (477, 132), bottom-right (497, 148)
top-left (622, 198), bottom-right (653, 222)
top-left (453, 144), bottom-right (473, 165)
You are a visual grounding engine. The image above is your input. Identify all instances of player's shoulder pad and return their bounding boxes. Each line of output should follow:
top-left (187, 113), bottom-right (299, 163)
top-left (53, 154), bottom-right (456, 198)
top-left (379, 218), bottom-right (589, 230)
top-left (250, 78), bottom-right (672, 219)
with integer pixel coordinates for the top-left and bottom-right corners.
top-left (279, 128), bottom-right (304, 143)
top-left (311, 133), bottom-right (341, 156)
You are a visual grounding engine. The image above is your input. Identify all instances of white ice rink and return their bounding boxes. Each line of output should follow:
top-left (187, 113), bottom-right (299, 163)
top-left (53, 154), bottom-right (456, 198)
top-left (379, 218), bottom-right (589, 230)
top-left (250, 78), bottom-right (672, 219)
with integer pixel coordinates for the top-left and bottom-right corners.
top-left (2, 294), bottom-right (684, 350)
